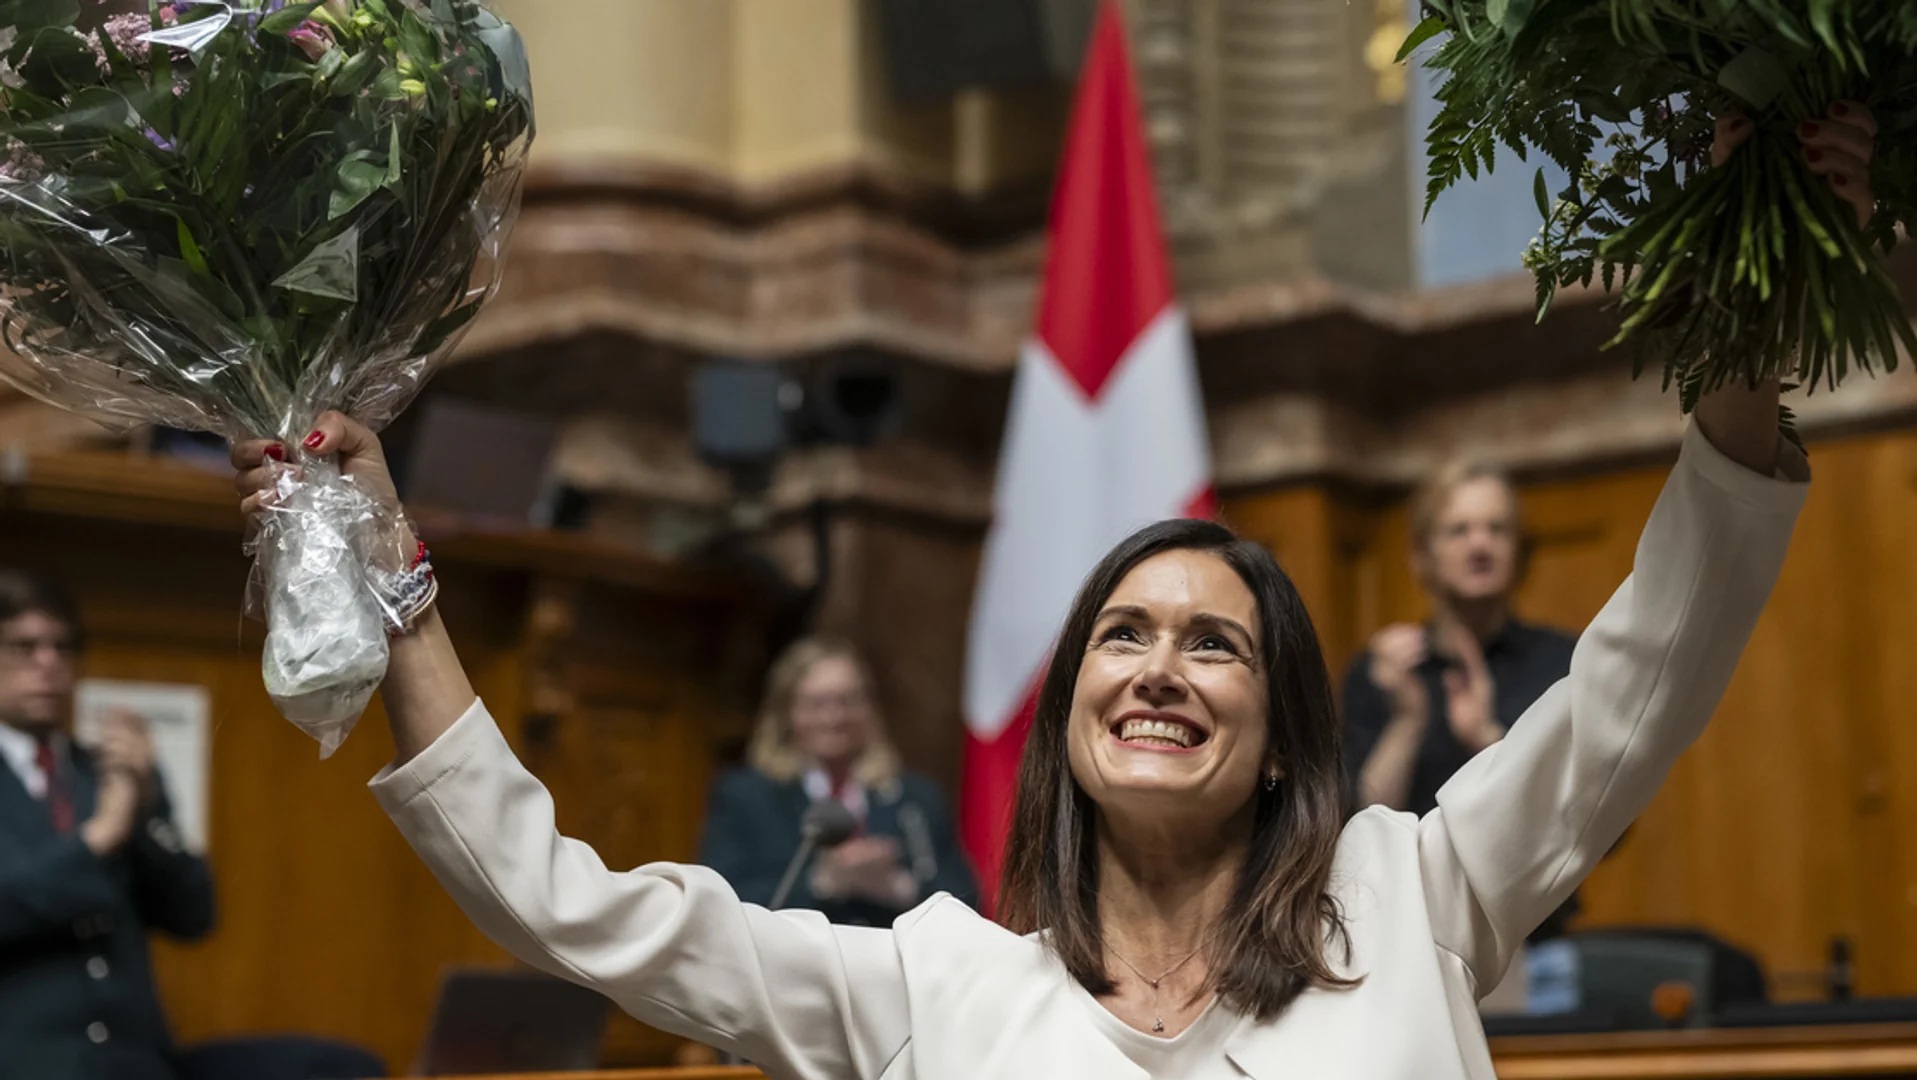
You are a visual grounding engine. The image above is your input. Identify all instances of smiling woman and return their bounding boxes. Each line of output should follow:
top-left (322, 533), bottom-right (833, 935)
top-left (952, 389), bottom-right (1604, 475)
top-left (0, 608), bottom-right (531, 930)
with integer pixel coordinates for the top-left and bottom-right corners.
top-left (1000, 521), bottom-right (1355, 1036)
top-left (234, 375), bottom-right (1816, 1076)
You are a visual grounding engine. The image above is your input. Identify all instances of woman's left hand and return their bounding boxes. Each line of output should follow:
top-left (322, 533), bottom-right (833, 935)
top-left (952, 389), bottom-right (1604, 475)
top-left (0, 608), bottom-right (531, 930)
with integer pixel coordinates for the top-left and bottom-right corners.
top-left (1695, 102), bottom-right (1878, 474)
top-left (1713, 102), bottom-right (1878, 229)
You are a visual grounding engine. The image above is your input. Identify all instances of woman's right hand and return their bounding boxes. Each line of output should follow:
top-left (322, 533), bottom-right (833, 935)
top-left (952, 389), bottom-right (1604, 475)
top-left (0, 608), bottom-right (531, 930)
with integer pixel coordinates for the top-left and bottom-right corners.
top-left (230, 410), bottom-right (399, 517)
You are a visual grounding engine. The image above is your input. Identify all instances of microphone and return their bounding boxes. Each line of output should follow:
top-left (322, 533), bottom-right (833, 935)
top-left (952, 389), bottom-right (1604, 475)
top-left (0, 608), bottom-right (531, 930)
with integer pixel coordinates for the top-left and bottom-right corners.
top-left (769, 799), bottom-right (860, 910)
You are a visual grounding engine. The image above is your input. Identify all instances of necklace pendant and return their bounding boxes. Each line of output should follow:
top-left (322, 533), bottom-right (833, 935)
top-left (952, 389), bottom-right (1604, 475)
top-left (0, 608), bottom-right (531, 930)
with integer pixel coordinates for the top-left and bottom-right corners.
top-left (1152, 1018), bottom-right (1165, 1034)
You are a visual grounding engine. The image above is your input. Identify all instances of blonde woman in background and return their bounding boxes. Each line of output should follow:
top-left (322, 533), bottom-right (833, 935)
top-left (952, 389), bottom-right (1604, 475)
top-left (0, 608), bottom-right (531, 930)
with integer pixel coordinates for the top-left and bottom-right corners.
top-left (697, 638), bottom-right (978, 926)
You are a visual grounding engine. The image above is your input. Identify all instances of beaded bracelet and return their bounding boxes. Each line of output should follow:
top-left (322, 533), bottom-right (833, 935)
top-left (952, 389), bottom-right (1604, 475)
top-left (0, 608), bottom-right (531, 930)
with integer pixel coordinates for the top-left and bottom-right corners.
top-left (388, 538), bottom-right (438, 636)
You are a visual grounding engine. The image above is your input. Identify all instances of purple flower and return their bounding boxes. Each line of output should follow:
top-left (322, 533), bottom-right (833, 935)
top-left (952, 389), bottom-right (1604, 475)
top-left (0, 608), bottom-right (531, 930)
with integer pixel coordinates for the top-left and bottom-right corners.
top-left (141, 127), bottom-right (175, 153)
top-left (0, 142), bottom-right (45, 183)
top-left (286, 19), bottom-right (335, 61)
top-left (102, 13), bottom-right (153, 65)
top-left (87, 13), bottom-right (160, 76)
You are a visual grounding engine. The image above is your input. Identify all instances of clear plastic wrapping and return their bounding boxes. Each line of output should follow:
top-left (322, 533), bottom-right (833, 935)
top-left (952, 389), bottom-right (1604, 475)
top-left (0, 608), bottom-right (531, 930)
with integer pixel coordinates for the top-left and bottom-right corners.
top-left (0, 0), bottom-right (534, 754)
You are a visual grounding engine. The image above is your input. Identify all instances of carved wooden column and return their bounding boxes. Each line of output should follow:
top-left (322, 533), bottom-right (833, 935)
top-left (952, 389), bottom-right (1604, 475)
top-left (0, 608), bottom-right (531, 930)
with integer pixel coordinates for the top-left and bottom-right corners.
top-left (1126, 0), bottom-right (1349, 288)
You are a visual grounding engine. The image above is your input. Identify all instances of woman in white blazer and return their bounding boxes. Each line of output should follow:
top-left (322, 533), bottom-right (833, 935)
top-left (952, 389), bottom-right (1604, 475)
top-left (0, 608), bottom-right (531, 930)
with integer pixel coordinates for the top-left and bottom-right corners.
top-left (232, 107), bottom-right (1873, 1080)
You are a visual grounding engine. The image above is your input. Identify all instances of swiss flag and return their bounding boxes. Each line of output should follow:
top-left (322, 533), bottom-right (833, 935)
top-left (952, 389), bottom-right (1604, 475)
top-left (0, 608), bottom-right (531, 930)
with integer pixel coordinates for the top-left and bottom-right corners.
top-left (960, 1), bottom-right (1215, 914)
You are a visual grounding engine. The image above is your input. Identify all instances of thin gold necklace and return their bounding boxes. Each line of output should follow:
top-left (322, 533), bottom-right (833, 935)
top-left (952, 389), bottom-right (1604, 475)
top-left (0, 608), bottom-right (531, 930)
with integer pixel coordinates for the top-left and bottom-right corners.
top-left (1105, 940), bottom-right (1207, 1035)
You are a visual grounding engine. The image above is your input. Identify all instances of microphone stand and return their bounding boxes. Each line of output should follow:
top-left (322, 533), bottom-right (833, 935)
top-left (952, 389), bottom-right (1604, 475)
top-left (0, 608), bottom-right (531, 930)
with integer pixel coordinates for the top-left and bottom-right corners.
top-left (769, 832), bottom-right (820, 911)
top-left (722, 809), bottom-right (846, 1068)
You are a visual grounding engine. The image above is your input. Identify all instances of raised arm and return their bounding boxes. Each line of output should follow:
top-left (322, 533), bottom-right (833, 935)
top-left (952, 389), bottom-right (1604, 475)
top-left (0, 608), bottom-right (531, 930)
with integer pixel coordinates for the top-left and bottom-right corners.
top-left (232, 415), bottom-right (913, 1079)
top-left (1415, 384), bottom-right (1808, 995)
top-left (1412, 102), bottom-right (1871, 994)
top-left (374, 703), bottom-right (910, 1077)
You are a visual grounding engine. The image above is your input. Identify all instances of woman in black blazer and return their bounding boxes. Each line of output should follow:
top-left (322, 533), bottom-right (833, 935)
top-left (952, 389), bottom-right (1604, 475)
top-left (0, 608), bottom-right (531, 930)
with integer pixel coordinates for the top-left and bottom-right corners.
top-left (697, 637), bottom-right (977, 926)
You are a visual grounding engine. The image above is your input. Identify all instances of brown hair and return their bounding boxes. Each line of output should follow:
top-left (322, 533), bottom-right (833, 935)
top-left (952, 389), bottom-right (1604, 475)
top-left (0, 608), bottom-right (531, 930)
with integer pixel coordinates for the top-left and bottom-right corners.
top-left (1410, 458), bottom-right (1524, 549)
top-left (0, 569), bottom-right (83, 647)
top-left (997, 519), bottom-right (1355, 1021)
top-left (746, 636), bottom-right (902, 793)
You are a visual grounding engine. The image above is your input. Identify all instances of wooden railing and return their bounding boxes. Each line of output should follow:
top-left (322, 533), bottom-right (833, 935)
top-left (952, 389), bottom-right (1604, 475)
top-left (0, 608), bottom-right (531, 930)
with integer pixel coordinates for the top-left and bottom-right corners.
top-left (432, 1023), bottom-right (1917, 1080)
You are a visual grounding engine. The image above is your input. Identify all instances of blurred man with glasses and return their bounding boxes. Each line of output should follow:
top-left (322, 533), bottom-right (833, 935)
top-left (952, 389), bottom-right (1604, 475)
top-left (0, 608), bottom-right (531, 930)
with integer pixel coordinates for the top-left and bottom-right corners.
top-left (0, 569), bottom-right (214, 1080)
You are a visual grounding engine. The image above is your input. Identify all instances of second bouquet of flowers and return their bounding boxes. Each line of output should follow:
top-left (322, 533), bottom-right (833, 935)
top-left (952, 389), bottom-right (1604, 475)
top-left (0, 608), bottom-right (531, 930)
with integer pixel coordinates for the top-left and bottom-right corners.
top-left (1410, 1), bottom-right (1917, 415)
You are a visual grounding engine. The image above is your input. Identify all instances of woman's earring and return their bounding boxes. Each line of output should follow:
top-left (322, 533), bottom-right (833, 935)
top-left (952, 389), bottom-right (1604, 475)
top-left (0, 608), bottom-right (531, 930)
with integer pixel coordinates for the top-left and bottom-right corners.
top-left (1263, 771), bottom-right (1280, 792)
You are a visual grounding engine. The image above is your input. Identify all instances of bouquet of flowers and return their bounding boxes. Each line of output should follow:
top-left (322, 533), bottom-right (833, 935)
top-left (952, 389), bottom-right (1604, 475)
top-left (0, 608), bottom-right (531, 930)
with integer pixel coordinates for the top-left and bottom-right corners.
top-left (0, 0), bottom-right (534, 754)
top-left (1409, 0), bottom-right (1917, 412)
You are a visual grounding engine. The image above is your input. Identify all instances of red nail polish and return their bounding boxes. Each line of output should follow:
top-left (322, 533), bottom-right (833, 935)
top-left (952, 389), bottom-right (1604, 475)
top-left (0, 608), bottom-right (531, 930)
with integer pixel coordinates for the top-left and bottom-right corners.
top-left (302, 431), bottom-right (324, 450)
top-left (1832, 102), bottom-right (1849, 117)
top-left (1806, 147), bottom-right (1824, 163)
top-left (1801, 121), bottom-right (1820, 138)
top-left (263, 444), bottom-right (285, 462)
top-left (1833, 173), bottom-right (1849, 188)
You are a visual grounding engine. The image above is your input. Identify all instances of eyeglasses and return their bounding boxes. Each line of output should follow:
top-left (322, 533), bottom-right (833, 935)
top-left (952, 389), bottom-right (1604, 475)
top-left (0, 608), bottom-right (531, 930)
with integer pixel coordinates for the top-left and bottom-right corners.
top-left (792, 691), bottom-right (869, 713)
top-left (0, 636), bottom-right (82, 665)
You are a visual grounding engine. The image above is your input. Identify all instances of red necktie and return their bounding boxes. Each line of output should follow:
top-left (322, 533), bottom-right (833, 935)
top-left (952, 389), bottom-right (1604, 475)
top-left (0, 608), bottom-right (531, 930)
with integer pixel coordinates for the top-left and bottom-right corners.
top-left (34, 739), bottom-right (74, 835)
top-left (829, 776), bottom-right (866, 837)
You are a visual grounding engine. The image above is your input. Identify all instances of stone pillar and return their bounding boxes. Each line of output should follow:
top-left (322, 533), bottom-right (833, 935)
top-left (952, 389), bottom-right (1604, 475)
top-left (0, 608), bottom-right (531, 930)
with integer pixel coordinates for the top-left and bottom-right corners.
top-left (491, 0), bottom-right (1065, 193)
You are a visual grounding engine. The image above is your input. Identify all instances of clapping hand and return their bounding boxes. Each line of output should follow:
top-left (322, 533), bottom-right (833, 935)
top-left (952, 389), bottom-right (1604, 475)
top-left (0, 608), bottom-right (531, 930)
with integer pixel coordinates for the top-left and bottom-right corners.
top-left (814, 836), bottom-right (916, 907)
top-left (1367, 624), bottom-right (1430, 725)
top-left (1434, 624), bottom-right (1502, 753)
top-left (80, 709), bottom-right (153, 856)
top-left (94, 708), bottom-right (156, 803)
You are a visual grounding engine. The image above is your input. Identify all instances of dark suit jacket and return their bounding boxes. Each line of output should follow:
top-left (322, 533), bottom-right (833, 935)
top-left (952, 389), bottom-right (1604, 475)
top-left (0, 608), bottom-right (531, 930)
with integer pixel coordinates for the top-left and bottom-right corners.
top-left (697, 767), bottom-right (978, 926)
top-left (0, 745), bottom-right (216, 1080)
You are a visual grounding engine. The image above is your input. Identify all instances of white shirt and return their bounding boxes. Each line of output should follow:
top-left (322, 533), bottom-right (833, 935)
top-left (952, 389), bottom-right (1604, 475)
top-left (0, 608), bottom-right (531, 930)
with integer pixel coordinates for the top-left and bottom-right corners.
top-left (0, 721), bottom-right (52, 799)
top-left (1072, 984), bottom-right (1246, 1079)
top-left (802, 767), bottom-right (868, 823)
top-left (370, 423), bottom-right (1807, 1080)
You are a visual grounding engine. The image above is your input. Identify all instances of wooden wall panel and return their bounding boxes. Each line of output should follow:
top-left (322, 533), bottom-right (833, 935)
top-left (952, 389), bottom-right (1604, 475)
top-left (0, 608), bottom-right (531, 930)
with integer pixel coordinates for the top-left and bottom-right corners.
top-left (1222, 486), bottom-right (1384, 679)
top-left (1853, 433), bottom-right (1917, 997)
top-left (1226, 488), bottom-right (1341, 657)
top-left (133, 663), bottom-right (517, 1074)
top-left (1226, 427), bottom-right (1917, 1003)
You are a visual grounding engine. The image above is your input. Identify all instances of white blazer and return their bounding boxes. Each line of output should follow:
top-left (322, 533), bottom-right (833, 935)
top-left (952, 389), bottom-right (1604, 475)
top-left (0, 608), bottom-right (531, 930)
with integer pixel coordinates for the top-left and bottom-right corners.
top-left (371, 423), bottom-right (1808, 1080)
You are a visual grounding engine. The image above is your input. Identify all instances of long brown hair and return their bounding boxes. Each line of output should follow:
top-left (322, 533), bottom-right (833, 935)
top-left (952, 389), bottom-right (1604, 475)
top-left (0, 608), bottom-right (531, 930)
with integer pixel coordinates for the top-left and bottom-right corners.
top-left (997, 519), bottom-right (1356, 1020)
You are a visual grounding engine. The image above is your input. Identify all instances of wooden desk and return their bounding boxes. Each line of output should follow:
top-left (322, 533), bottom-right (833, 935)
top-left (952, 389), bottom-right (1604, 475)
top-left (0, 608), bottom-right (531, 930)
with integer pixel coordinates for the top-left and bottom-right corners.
top-left (431, 1024), bottom-right (1917, 1080)
top-left (1489, 1023), bottom-right (1917, 1079)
